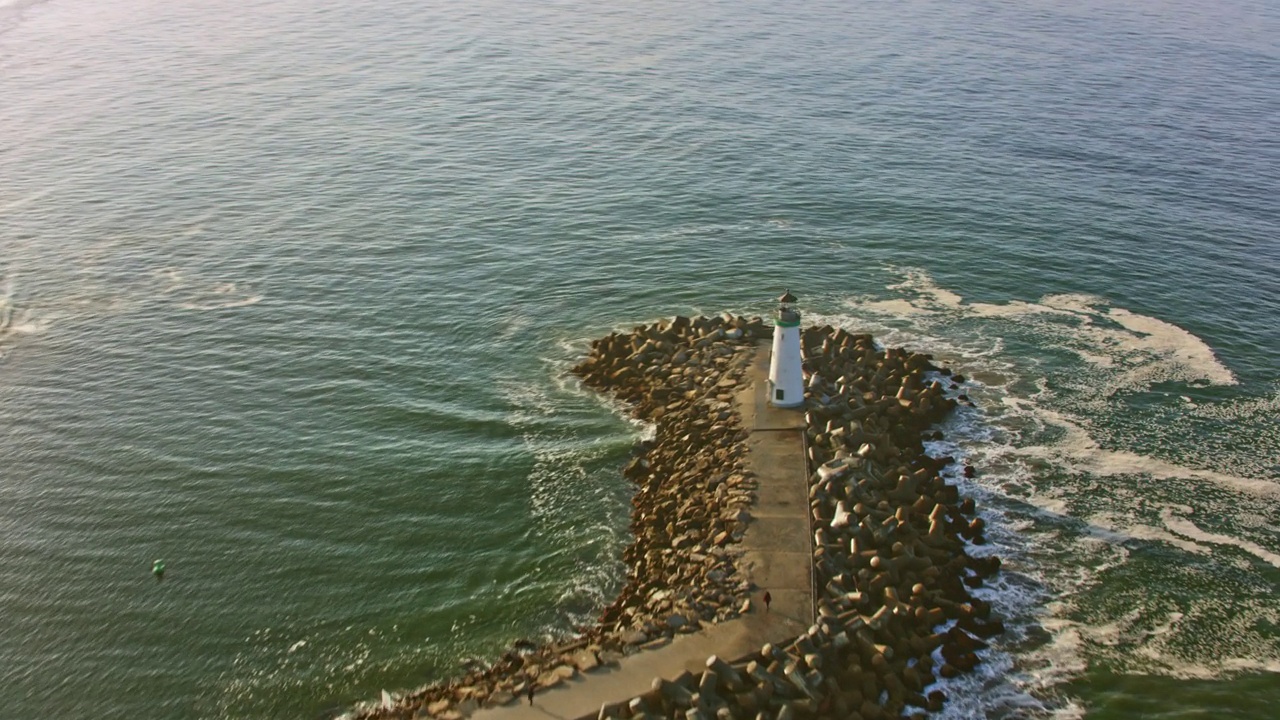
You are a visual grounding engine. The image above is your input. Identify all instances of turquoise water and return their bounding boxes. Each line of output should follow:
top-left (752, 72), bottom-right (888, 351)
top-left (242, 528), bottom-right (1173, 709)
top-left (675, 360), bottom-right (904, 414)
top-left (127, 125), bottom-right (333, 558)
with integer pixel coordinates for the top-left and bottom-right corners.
top-left (0, 0), bottom-right (1276, 717)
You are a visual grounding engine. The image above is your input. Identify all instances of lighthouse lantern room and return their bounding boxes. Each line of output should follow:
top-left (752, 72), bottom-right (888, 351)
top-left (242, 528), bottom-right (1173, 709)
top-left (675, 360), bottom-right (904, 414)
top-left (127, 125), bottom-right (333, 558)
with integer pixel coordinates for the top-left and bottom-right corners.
top-left (767, 290), bottom-right (804, 408)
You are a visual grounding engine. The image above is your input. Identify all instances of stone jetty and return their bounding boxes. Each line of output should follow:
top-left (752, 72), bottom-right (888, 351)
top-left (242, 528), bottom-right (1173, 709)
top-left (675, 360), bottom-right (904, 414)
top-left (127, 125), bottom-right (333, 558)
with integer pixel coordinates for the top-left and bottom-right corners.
top-left (351, 313), bottom-right (1002, 720)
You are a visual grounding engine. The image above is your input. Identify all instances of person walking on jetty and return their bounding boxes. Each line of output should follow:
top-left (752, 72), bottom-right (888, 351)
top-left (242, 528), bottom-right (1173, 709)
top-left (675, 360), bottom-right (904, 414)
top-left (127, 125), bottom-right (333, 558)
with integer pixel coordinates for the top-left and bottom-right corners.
top-left (526, 683), bottom-right (535, 705)
top-left (763, 590), bottom-right (771, 612)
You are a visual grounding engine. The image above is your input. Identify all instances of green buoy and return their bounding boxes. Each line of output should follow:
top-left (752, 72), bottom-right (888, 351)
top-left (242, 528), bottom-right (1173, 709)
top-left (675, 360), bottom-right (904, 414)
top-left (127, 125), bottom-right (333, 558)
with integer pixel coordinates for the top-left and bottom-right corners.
top-left (152, 559), bottom-right (165, 581)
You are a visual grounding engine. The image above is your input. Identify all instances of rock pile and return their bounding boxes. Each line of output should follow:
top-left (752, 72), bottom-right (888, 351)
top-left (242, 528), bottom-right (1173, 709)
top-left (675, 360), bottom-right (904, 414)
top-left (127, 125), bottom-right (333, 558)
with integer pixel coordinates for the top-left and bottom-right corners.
top-left (592, 324), bottom-right (1004, 720)
top-left (578, 313), bottom-right (770, 638)
top-left (351, 314), bottom-right (766, 720)
top-left (351, 317), bottom-right (1003, 720)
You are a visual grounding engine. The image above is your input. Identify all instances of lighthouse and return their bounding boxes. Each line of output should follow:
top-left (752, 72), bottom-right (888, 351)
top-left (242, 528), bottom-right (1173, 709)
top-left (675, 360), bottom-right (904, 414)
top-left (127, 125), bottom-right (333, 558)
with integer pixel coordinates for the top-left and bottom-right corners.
top-left (768, 290), bottom-right (804, 408)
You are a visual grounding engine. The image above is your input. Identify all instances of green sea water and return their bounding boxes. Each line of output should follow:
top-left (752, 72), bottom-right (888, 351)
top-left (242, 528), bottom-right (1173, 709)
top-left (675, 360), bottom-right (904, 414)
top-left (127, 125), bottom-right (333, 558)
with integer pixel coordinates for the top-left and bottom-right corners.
top-left (0, 0), bottom-right (1276, 717)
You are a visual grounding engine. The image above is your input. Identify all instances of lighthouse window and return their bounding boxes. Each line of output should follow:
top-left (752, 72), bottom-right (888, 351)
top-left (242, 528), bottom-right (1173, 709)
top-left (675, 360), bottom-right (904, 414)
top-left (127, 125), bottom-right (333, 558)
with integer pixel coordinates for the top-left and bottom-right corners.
top-left (775, 389), bottom-right (785, 401)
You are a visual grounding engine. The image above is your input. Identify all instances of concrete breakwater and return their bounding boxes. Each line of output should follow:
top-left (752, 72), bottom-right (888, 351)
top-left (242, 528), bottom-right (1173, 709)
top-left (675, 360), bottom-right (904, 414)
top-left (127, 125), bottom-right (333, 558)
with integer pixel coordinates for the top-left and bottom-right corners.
top-left (352, 313), bottom-right (1002, 720)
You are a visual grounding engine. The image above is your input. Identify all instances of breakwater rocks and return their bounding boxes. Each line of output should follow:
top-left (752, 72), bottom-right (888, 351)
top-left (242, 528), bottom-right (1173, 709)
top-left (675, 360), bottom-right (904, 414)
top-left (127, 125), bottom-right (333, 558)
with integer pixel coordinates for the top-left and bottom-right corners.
top-left (352, 315), bottom-right (1002, 720)
top-left (588, 323), bottom-right (1005, 720)
top-left (577, 314), bottom-right (767, 635)
top-left (352, 314), bottom-right (764, 720)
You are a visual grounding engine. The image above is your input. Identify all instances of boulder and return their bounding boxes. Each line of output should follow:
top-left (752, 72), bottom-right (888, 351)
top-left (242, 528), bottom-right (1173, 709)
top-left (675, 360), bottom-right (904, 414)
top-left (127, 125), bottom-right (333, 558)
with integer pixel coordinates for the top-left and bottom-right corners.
top-left (572, 649), bottom-right (601, 673)
top-left (485, 690), bottom-right (514, 707)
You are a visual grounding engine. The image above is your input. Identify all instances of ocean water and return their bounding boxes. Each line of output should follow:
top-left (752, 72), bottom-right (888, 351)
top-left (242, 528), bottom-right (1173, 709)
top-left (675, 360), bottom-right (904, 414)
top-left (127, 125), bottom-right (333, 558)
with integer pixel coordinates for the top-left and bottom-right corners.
top-left (0, 0), bottom-right (1276, 717)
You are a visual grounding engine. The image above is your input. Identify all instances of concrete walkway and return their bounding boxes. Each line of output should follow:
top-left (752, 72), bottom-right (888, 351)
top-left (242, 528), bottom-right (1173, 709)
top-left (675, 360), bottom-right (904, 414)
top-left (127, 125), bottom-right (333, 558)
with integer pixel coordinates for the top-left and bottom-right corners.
top-left (471, 346), bottom-right (811, 720)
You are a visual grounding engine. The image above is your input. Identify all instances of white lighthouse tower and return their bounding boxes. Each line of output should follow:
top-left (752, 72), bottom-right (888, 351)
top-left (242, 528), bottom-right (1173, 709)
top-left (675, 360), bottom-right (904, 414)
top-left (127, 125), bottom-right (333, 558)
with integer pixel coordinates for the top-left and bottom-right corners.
top-left (768, 290), bottom-right (804, 408)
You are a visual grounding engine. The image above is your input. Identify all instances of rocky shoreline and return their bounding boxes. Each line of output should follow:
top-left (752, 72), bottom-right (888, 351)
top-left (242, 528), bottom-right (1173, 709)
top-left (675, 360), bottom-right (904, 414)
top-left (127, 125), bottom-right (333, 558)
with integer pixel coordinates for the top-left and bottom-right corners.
top-left (353, 313), bottom-right (1002, 720)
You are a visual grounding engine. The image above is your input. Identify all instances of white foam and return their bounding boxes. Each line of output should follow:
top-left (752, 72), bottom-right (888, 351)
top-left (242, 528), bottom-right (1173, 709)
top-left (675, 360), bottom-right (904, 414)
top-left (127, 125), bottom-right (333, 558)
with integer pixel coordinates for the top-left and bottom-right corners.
top-left (1038, 293), bottom-right (1109, 316)
top-left (1105, 307), bottom-right (1236, 386)
top-left (1128, 612), bottom-right (1280, 680)
top-left (1189, 387), bottom-right (1280, 421)
top-left (1001, 396), bottom-right (1280, 500)
top-left (1089, 513), bottom-right (1209, 557)
top-left (885, 267), bottom-right (965, 309)
top-left (1032, 617), bottom-right (1090, 679)
top-left (848, 269), bottom-right (1238, 396)
top-left (847, 298), bottom-right (932, 317)
top-left (1160, 507), bottom-right (1280, 568)
top-left (1074, 348), bottom-right (1115, 368)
